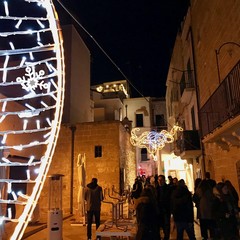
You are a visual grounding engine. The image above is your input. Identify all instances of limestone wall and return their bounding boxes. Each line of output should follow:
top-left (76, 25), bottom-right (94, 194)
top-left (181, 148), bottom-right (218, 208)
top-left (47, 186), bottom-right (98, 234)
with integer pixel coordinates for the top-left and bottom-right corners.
top-left (38, 121), bottom-right (135, 221)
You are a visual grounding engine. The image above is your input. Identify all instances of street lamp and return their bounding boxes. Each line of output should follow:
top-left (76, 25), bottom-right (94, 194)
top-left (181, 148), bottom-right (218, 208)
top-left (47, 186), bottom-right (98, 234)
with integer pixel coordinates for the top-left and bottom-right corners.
top-left (215, 41), bottom-right (240, 84)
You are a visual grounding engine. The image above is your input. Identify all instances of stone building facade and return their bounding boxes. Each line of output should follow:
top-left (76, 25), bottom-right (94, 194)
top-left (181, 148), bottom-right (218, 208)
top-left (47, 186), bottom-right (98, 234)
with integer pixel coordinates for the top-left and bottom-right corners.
top-left (166, 0), bottom-right (240, 193)
top-left (191, 0), bottom-right (240, 189)
top-left (166, 7), bottom-right (202, 187)
top-left (38, 121), bottom-right (135, 220)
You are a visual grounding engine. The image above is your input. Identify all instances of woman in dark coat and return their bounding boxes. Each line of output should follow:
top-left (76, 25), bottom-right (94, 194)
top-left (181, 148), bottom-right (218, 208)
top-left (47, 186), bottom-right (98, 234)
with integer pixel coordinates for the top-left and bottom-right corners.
top-left (224, 180), bottom-right (239, 210)
top-left (213, 182), bottom-right (239, 240)
top-left (192, 178), bottom-right (202, 220)
top-left (135, 187), bottom-right (160, 240)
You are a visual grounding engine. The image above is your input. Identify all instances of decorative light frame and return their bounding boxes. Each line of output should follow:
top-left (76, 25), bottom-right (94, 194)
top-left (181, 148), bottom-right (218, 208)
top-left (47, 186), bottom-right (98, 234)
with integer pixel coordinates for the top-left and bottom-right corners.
top-left (130, 125), bottom-right (183, 155)
top-left (0, 1), bottom-right (65, 239)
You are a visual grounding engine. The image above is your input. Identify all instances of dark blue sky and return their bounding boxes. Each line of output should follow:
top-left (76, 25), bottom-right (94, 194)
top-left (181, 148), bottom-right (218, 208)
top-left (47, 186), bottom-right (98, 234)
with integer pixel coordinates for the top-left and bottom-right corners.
top-left (55, 0), bottom-right (190, 98)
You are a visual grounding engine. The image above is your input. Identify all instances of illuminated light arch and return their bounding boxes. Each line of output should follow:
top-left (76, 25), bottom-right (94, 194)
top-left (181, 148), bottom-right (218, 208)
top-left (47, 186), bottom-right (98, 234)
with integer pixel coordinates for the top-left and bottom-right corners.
top-left (130, 125), bottom-right (183, 156)
top-left (0, 0), bottom-right (65, 239)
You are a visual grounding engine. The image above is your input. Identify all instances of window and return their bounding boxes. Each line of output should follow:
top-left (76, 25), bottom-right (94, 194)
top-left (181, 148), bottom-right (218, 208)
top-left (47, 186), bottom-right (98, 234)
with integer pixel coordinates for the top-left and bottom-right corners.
top-left (136, 113), bottom-right (143, 127)
top-left (155, 114), bottom-right (165, 127)
top-left (180, 72), bottom-right (186, 96)
top-left (187, 59), bottom-right (194, 87)
top-left (95, 146), bottom-right (102, 158)
top-left (141, 148), bottom-right (148, 161)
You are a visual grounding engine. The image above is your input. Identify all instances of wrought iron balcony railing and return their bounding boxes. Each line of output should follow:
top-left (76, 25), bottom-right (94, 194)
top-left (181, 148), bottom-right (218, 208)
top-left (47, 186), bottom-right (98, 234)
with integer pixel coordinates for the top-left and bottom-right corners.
top-left (176, 130), bottom-right (201, 153)
top-left (200, 60), bottom-right (240, 137)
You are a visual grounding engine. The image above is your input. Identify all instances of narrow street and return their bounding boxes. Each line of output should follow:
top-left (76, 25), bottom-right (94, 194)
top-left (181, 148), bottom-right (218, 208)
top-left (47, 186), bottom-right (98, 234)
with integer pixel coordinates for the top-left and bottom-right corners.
top-left (23, 215), bottom-right (202, 240)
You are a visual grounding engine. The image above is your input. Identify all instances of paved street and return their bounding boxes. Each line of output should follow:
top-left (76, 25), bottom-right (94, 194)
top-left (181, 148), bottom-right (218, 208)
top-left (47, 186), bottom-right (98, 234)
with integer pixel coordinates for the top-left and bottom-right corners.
top-left (22, 215), bottom-right (202, 240)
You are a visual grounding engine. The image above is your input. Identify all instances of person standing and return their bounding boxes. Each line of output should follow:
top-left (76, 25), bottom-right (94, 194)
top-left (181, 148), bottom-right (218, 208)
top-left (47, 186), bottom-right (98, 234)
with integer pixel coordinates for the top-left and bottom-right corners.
top-left (85, 178), bottom-right (103, 240)
top-left (135, 187), bottom-right (160, 240)
top-left (168, 176), bottom-right (174, 186)
top-left (156, 175), bottom-right (171, 240)
top-left (204, 172), bottom-right (216, 188)
top-left (131, 177), bottom-right (143, 200)
top-left (213, 182), bottom-right (239, 239)
top-left (171, 179), bottom-right (196, 240)
top-left (192, 178), bottom-right (202, 222)
top-left (224, 180), bottom-right (239, 209)
top-left (196, 178), bottom-right (216, 240)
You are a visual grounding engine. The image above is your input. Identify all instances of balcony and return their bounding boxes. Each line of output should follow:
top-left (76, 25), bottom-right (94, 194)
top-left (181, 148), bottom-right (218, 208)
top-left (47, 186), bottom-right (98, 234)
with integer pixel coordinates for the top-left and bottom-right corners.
top-left (176, 130), bottom-right (201, 159)
top-left (200, 60), bottom-right (240, 137)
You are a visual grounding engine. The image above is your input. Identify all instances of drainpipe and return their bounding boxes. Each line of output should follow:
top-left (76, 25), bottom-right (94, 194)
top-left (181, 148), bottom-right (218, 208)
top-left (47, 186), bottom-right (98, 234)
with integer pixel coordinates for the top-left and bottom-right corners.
top-left (119, 108), bottom-right (122, 121)
top-left (189, 26), bottom-right (206, 174)
top-left (69, 125), bottom-right (76, 214)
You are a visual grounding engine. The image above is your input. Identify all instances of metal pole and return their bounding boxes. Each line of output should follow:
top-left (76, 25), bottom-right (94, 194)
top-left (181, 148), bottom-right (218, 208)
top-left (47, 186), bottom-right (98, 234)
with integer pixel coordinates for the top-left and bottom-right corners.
top-left (215, 49), bottom-right (221, 84)
top-left (70, 125), bottom-right (76, 214)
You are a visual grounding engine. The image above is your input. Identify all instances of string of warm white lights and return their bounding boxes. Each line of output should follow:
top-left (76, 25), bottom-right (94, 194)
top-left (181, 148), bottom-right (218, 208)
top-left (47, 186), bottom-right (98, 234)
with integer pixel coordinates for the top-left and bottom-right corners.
top-left (0, 0), bottom-right (65, 239)
top-left (130, 125), bottom-right (183, 155)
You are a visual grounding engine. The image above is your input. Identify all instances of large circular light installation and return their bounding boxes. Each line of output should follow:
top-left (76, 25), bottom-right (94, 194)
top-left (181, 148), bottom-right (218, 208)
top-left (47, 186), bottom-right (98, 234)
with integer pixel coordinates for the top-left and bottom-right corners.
top-left (130, 125), bottom-right (183, 155)
top-left (0, 0), bottom-right (65, 239)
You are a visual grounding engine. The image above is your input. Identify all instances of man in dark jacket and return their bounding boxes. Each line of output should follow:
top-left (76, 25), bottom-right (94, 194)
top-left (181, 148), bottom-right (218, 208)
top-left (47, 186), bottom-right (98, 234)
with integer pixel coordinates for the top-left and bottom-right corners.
top-left (85, 178), bottom-right (103, 240)
top-left (171, 179), bottom-right (196, 240)
top-left (135, 187), bottom-right (160, 240)
top-left (156, 175), bottom-right (171, 240)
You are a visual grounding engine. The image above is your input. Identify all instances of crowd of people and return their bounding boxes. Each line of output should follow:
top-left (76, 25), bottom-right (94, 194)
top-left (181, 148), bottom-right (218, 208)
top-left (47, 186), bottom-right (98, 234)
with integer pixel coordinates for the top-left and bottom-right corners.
top-left (131, 172), bottom-right (240, 240)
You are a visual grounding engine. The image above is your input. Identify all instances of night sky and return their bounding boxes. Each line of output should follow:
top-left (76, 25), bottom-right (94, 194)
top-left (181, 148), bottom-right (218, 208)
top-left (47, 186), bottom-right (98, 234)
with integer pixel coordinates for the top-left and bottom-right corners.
top-left (54, 0), bottom-right (190, 98)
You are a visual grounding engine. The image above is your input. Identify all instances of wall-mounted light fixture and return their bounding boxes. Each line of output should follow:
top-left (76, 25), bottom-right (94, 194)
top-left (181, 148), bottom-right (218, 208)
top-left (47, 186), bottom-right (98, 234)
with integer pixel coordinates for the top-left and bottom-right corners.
top-left (215, 41), bottom-right (240, 84)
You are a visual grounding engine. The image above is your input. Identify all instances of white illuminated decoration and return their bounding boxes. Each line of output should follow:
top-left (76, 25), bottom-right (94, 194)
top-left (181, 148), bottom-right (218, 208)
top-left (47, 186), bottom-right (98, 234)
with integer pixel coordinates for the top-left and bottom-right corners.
top-left (0, 0), bottom-right (65, 239)
top-left (130, 125), bottom-right (183, 155)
